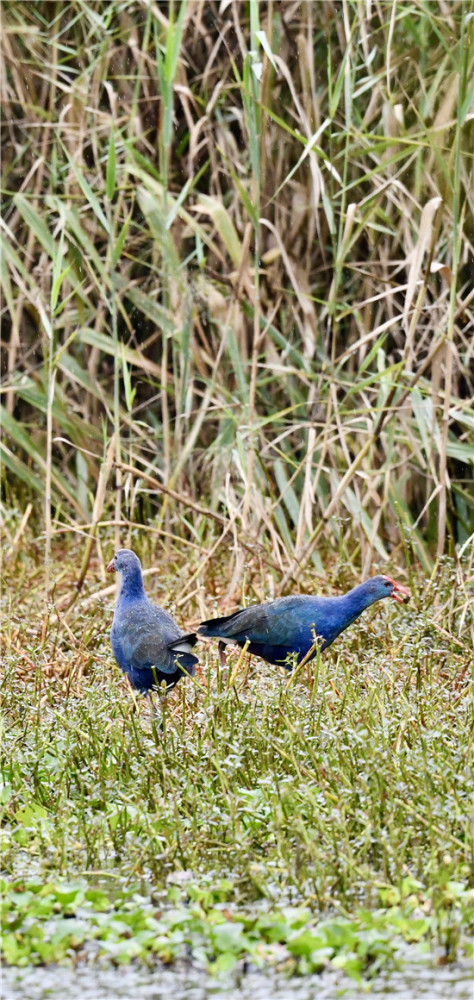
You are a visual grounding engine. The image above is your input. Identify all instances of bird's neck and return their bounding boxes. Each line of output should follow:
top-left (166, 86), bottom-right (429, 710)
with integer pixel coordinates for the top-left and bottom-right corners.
top-left (340, 582), bottom-right (383, 621)
top-left (118, 568), bottom-right (147, 603)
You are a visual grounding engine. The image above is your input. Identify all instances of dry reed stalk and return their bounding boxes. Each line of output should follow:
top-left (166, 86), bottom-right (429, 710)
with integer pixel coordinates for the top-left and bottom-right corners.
top-left (63, 435), bottom-right (116, 615)
top-left (0, 0), bottom-right (472, 583)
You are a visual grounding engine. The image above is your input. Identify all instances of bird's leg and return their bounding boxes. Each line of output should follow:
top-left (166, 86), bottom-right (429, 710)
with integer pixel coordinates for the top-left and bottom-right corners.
top-left (218, 641), bottom-right (227, 669)
top-left (148, 691), bottom-right (164, 733)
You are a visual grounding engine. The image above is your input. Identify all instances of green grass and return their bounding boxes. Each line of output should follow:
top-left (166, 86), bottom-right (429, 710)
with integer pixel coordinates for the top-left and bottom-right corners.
top-left (1, 539), bottom-right (472, 981)
top-left (3, 874), bottom-right (471, 978)
top-left (1, 1), bottom-right (473, 987)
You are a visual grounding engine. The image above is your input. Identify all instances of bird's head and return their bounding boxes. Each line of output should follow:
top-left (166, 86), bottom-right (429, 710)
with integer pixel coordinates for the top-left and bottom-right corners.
top-left (107, 549), bottom-right (142, 577)
top-left (379, 574), bottom-right (411, 603)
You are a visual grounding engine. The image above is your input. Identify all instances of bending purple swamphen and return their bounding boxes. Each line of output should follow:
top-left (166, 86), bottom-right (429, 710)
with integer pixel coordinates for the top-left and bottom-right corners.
top-left (107, 549), bottom-right (198, 695)
top-left (198, 575), bottom-right (410, 669)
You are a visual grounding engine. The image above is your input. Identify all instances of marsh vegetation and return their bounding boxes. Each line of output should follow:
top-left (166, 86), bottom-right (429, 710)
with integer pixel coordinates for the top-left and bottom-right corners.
top-left (1, 0), bottom-right (473, 994)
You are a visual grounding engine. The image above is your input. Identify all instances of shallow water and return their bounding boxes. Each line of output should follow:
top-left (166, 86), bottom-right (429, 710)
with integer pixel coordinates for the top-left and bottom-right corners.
top-left (4, 951), bottom-right (473, 1000)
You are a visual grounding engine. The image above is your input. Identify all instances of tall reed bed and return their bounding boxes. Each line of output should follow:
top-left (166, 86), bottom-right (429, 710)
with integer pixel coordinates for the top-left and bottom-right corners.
top-left (1, 0), bottom-right (473, 587)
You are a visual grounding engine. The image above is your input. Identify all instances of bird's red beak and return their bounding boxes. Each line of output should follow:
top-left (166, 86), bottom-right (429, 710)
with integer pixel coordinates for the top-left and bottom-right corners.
top-left (384, 575), bottom-right (411, 603)
top-left (106, 556), bottom-right (116, 574)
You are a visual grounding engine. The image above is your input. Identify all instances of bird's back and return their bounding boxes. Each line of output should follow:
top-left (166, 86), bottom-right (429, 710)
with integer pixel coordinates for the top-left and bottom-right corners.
top-left (199, 594), bottom-right (344, 667)
top-left (111, 595), bottom-right (197, 688)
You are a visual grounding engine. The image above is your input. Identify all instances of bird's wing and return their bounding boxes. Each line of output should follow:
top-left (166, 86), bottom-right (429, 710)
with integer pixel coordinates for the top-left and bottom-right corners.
top-left (201, 596), bottom-right (320, 643)
top-left (114, 602), bottom-right (189, 674)
top-left (217, 602), bottom-right (276, 638)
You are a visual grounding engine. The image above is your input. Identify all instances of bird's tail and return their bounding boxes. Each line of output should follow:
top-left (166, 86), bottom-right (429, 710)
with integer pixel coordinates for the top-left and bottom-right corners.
top-left (170, 633), bottom-right (198, 675)
top-left (170, 631), bottom-right (198, 651)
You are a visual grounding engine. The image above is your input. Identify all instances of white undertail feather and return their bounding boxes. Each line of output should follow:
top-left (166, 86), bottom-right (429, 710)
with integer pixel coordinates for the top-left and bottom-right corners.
top-left (171, 640), bottom-right (195, 653)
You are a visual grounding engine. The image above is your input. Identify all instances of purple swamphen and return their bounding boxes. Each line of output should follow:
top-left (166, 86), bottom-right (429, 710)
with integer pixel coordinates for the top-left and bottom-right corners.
top-left (198, 575), bottom-right (411, 669)
top-left (107, 549), bottom-right (198, 696)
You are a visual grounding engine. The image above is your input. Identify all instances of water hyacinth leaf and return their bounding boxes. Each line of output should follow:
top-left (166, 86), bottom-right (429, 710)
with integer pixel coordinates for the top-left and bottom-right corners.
top-left (52, 886), bottom-right (84, 908)
top-left (331, 953), bottom-right (364, 982)
top-left (2, 934), bottom-right (27, 965)
top-left (211, 921), bottom-right (249, 954)
top-left (287, 930), bottom-right (329, 957)
top-left (15, 802), bottom-right (49, 825)
top-left (211, 951), bottom-right (238, 973)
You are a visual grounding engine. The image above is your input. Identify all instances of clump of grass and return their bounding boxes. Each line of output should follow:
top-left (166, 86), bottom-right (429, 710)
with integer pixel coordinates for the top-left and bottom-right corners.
top-left (2, 873), bottom-right (472, 978)
top-left (1, 1), bottom-right (473, 985)
top-left (1, 540), bottom-right (472, 979)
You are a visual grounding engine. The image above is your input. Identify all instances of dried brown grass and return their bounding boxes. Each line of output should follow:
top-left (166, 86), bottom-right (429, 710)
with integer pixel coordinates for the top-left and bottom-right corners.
top-left (1, 0), bottom-right (473, 592)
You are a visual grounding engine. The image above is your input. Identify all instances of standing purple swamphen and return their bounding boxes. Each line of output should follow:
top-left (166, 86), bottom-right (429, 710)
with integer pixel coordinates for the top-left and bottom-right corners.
top-left (198, 575), bottom-right (410, 669)
top-left (107, 549), bottom-right (198, 696)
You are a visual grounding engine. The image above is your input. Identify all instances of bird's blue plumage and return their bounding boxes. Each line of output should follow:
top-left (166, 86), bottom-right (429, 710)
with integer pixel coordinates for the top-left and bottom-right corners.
top-left (198, 576), bottom-right (409, 669)
top-left (108, 549), bottom-right (198, 693)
